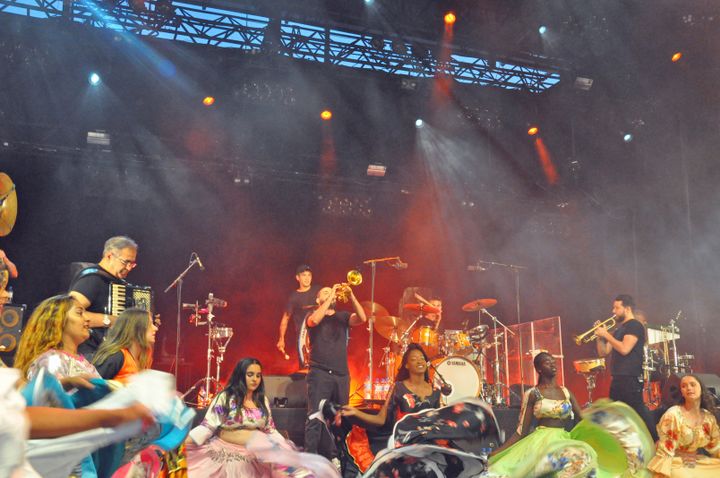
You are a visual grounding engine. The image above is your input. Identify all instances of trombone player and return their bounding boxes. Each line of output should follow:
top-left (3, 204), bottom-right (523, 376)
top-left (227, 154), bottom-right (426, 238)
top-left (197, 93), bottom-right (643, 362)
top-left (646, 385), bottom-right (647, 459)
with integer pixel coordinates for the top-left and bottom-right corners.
top-left (594, 294), bottom-right (657, 439)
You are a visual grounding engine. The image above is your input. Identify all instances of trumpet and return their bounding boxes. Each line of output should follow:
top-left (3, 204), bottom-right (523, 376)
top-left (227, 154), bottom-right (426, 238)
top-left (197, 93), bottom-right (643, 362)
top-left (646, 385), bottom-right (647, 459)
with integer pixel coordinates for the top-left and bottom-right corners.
top-left (335, 270), bottom-right (362, 302)
top-left (574, 315), bottom-right (616, 345)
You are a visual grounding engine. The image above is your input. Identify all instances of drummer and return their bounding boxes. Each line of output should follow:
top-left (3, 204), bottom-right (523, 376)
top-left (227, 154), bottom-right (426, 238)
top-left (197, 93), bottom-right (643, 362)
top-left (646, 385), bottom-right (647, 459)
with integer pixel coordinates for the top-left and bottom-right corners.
top-left (412, 294), bottom-right (443, 330)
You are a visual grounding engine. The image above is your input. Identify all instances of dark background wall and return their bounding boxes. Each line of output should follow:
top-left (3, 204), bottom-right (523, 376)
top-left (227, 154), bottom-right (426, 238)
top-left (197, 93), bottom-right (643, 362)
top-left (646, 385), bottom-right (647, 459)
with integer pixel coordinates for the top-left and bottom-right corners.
top-left (1, 8), bottom-right (719, 401)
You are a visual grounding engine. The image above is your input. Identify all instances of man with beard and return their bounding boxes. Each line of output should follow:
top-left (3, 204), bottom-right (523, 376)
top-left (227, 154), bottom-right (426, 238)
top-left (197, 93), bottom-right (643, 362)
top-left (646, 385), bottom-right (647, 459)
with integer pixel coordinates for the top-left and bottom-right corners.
top-left (595, 294), bottom-right (657, 439)
top-left (304, 283), bottom-right (366, 461)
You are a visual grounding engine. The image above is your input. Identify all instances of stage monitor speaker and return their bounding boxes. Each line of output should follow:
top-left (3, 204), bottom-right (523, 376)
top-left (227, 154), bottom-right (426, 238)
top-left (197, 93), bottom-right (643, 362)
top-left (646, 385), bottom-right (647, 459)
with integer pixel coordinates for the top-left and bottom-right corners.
top-left (264, 373), bottom-right (307, 408)
top-left (0, 304), bottom-right (25, 365)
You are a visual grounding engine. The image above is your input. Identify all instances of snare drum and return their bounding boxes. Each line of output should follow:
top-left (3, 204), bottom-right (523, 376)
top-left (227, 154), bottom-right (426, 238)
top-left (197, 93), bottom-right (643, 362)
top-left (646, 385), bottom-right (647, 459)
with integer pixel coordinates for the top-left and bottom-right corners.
top-left (412, 326), bottom-right (439, 357)
top-left (430, 355), bottom-right (482, 405)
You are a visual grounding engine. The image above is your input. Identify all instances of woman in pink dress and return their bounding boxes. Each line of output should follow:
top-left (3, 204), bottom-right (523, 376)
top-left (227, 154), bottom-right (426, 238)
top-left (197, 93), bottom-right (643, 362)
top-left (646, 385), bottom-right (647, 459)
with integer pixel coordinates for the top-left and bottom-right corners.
top-left (186, 357), bottom-right (336, 478)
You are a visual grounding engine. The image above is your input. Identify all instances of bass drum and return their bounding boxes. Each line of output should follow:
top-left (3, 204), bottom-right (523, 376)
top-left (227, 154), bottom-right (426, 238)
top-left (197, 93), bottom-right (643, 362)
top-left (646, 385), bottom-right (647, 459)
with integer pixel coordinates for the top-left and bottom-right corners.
top-left (431, 355), bottom-right (482, 406)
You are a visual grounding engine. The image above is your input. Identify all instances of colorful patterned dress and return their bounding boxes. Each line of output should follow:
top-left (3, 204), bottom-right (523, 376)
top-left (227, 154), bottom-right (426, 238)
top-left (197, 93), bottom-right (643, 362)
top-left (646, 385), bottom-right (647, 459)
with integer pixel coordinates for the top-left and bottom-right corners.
top-left (488, 390), bottom-right (654, 478)
top-left (647, 405), bottom-right (720, 477)
top-left (186, 392), bottom-right (333, 477)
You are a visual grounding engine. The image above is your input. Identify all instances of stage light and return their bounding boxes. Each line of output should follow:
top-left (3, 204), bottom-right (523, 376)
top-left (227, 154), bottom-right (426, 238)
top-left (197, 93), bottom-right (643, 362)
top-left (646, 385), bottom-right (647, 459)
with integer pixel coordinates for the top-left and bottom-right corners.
top-left (365, 0), bottom-right (373, 4)
top-left (202, 96), bottom-right (215, 106)
top-left (671, 52), bottom-right (683, 62)
top-left (623, 133), bottom-right (634, 143)
top-left (538, 26), bottom-right (547, 35)
top-left (321, 109), bottom-right (333, 120)
top-left (527, 126), bottom-right (539, 136)
top-left (88, 72), bottom-right (101, 86)
top-left (415, 118), bottom-right (424, 128)
top-left (444, 12), bottom-right (456, 25)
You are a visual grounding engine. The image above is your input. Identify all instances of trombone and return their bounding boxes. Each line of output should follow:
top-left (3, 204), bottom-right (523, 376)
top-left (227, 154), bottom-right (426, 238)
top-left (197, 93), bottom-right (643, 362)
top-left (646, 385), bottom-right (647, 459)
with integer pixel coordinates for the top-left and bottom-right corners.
top-left (574, 315), bottom-right (617, 345)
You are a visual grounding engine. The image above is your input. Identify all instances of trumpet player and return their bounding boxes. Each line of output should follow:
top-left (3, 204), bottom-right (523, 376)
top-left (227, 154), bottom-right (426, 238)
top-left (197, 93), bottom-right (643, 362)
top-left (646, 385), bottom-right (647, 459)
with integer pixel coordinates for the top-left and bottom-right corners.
top-left (595, 294), bottom-right (657, 439)
top-left (304, 283), bottom-right (367, 462)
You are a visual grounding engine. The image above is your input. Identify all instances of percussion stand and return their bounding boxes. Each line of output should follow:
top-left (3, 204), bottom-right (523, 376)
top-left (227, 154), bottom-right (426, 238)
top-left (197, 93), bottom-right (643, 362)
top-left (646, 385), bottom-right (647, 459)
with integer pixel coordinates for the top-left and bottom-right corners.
top-left (181, 299), bottom-right (219, 407)
top-left (481, 308), bottom-right (515, 406)
top-left (163, 253), bottom-right (203, 376)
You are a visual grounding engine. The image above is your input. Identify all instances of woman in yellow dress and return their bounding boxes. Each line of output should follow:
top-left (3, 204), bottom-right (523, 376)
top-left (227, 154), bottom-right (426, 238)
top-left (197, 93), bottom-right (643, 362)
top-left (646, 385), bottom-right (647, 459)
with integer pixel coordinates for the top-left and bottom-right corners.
top-left (648, 374), bottom-right (720, 477)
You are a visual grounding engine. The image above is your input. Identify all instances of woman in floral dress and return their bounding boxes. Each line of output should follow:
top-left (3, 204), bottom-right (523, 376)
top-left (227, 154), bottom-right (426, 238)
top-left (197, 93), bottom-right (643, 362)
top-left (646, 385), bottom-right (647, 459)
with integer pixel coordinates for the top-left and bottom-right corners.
top-left (648, 374), bottom-right (720, 477)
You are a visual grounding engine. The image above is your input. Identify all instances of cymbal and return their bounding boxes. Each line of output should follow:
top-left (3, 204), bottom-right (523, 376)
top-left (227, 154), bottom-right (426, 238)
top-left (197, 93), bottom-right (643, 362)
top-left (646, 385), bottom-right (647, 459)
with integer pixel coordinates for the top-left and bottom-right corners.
top-left (0, 173), bottom-right (17, 237)
top-left (375, 315), bottom-right (411, 341)
top-left (462, 298), bottom-right (498, 312)
top-left (403, 303), bottom-right (440, 314)
top-left (361, 301), bottom-right (389, 318)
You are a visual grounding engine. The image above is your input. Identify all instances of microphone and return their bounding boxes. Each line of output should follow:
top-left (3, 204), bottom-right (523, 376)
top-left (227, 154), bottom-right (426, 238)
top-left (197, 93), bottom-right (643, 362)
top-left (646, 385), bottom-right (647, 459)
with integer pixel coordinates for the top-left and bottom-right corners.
top-left (467, 264), bottom-right (487, 272)
top-left (193, 252), bottom-right (205, 271)
top-left (428, 361), bottom-right (453, 395)
top-left (391, 259), bottom-right (408, 270)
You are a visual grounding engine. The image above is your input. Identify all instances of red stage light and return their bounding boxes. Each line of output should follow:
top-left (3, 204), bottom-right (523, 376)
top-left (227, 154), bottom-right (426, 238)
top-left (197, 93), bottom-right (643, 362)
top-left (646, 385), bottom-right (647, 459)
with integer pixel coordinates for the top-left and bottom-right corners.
top-left (202, 96), bottom-right (215, 106)
top-left (320, 110), bottom-right (333, 120)
top-left (527, 126), bottom-right (539, 136)
top-left (444, 12), bottom-right (456, 25)
top-left (671, 52), bottom-right (682, 62)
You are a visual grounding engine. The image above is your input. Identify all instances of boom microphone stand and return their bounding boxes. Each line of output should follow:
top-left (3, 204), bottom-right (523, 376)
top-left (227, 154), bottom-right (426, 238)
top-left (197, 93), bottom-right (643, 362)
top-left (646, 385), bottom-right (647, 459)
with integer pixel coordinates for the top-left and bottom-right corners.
top-left (164, 253), bottom-right (203, 376)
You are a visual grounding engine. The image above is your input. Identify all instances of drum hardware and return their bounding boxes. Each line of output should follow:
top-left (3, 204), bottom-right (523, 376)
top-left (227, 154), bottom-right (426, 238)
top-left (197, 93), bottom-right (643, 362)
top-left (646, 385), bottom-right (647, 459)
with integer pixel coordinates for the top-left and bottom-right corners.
top-left (360, 301), bottom-right (390, 322)
top-left (479, 307), bottom-right (515, 407)
top-left (573, 358), bottom-right (605, 406)
top-left (403, 303), bottom-right (441, 315)
top-left (374, 315), bottom-right (411, 342)
top-left (574, 315), bottom-right (617, 345)
top-left (461, 298), bottom-right (498, 313)
top-left (336, 270), bottom-right (362, 303)
top-left (181, 292), bottom-right (232, 407)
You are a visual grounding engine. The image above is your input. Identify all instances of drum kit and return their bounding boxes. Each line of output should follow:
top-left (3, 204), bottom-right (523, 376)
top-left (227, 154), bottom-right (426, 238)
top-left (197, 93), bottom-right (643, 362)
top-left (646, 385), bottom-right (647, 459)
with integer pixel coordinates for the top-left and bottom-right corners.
top-left (370, 296), bottom-right (515, 406)
top-left (181, 292), bottom-right (233, 407)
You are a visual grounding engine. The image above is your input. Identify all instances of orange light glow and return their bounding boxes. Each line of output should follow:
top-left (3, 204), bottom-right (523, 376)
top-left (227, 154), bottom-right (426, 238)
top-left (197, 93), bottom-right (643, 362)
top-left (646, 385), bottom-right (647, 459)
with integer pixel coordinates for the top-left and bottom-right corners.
top-left (320, 110), bottom-right (333, 121)
top-left (671, 52), bottom-right (682, 62)
top-left (444, 12), bottom-right (456, 25)
top-left (527, 126), bottom-right (539, 136)
top-left (202, 96), bottom-right (215, 106)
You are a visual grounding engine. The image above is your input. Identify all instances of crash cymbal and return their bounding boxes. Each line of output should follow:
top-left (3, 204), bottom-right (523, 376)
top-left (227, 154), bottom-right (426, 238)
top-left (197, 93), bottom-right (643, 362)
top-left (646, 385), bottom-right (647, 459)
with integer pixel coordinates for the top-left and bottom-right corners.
top-left (361, 301), bottom-right (389, 318)
top-left (0, 173), bottom-right (17, 237)
top-left (461, 298), bottom-right (498, 312)
top-left (375, 315), bottom-right (411, 342)
top-left (403, 303), bottom-right (440, 314)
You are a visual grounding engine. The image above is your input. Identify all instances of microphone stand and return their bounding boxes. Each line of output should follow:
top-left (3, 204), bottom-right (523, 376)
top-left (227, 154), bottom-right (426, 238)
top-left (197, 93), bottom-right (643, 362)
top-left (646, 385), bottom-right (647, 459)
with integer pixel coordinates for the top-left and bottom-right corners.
top-left (164, 256), bottom-right (202, 377)
top-left (472, 259), bottom-right (527, 399)
top-left (360, 256), bottom-right (402, 402)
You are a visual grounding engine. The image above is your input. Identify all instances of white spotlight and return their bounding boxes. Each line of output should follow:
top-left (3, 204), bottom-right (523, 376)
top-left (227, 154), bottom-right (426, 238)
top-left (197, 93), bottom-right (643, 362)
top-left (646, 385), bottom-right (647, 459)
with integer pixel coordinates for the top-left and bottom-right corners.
top-left (415, 119), bottom-right (424, 128)
top-left (88, 72), bottom-right (101, 86)
top-left (538, 26), bottom-right (547, 35)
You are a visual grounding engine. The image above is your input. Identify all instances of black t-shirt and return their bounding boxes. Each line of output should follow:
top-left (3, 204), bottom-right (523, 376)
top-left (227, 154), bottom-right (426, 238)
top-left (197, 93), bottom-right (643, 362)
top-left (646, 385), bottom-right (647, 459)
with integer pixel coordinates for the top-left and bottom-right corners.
top-left (94, 350), bottom-right (125, 380)
top-left (69, 265), bottom-right (123, 357)
top-left (286, 285), bottom-right (321, 332)
top-left (610, 319), bottom-right (646, 377)
top-left (308, 310), bottom-right (351, 375)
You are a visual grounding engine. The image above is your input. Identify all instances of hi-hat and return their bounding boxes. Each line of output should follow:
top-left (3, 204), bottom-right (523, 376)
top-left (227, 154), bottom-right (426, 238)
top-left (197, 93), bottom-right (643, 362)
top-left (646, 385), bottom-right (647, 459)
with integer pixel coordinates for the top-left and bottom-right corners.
top-left (0, 173), bottom-right (17, 237)
top-left (462, 298), bottom-right (498, 312)
top-left (403, 303), bottom-right (440, 314)
top-left (375, 315), bottom-right (411, 341)
top-left (361, 301), bottom-right (389, 318)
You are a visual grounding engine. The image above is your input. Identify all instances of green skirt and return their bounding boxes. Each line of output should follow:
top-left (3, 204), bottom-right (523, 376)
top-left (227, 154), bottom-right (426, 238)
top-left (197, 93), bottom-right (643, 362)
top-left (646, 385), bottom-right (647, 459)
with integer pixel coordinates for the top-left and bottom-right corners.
top-left (488, 400), bottom-right (654, 478)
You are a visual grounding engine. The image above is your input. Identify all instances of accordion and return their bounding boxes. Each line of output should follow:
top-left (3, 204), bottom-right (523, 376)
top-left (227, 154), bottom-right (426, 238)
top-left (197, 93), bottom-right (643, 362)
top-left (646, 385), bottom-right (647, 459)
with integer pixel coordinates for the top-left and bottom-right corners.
top-left (108, 283), bottom-right (154, 316)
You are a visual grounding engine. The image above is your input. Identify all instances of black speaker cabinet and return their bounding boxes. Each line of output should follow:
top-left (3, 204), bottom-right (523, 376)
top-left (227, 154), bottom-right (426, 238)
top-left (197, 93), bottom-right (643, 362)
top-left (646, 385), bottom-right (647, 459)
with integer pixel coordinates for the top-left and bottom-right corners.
top-left (264, 373), bottom-right (307, 408)
top-left (0, 304), bottom-right (25, 365)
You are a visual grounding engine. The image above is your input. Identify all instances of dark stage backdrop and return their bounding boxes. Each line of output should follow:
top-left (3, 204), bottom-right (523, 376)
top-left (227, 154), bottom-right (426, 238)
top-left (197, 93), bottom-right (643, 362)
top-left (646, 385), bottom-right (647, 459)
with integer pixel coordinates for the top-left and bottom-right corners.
top-left (2, 146), bottom-right (703, 401)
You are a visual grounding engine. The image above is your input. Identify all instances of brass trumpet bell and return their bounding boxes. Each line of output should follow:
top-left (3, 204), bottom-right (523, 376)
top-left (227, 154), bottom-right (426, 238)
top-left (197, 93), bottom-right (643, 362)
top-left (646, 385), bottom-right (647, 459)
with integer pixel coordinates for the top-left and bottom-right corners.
top-left (574, 315), bottom-right (617, 345)
top-left (336, 270), bottom-right (362, 302)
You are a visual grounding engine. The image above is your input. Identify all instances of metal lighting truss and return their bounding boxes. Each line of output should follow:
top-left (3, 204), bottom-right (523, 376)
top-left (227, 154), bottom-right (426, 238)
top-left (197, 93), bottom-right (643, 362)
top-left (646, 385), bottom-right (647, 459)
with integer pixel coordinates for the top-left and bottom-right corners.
top-left (0, 0), bottom-right (562, 92)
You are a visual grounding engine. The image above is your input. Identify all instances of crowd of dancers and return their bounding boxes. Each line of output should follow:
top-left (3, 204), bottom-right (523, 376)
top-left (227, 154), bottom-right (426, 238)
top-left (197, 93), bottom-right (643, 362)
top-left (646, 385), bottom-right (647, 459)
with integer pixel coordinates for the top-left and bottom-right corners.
top-left (1, 237), bottom-right (720, 477)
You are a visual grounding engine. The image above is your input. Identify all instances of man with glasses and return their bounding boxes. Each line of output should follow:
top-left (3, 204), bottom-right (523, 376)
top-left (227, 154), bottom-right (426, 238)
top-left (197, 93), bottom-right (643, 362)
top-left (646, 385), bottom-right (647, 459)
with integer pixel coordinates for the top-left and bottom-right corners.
top-left (69, 236), bottom-right (138, 358)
